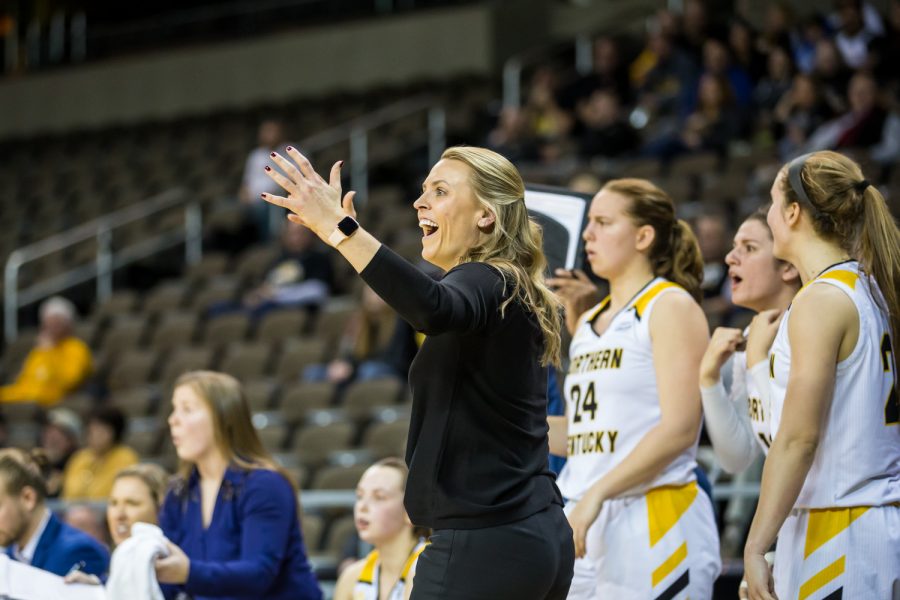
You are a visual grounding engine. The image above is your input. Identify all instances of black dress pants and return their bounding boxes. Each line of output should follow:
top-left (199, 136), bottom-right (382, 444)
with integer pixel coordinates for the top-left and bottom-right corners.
top-left (411, 503), bottom-right (574, 600)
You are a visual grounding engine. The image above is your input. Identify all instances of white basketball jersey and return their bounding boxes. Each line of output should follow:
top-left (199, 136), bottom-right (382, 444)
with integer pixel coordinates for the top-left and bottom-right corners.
top-left (353, 541), bottom-right (426, 600)
top-left (737, 329), bottom-right (773, 453)
top-left (768, 261), bottom-right (900, 508)
top-left (557, 278), bottom-right (698, 501)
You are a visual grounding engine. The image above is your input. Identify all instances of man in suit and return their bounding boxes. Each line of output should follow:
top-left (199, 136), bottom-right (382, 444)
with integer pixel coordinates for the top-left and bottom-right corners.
top-left (0, 448), bottom-right (108, 578)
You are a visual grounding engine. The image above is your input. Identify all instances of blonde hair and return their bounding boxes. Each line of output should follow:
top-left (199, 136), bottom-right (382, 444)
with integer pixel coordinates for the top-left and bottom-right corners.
top-left (172, 371), bottom-right (295, 489)
top-left (114, 463), bottom-right (170, 510)
top-left (602, 178), bottom-right (704, 300)
top-left (780, 150), bottom-right (900, 360)
top-left (441, 146), bottom-right (562, 367)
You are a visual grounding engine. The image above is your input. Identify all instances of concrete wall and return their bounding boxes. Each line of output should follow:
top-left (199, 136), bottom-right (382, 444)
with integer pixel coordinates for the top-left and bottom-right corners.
top-left (0, 5), bottom-right (493, 140)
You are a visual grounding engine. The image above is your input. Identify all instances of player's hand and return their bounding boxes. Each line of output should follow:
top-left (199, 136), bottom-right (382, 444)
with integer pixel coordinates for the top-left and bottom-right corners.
top-left (547, 269), bottom-right (601, 335)
top-left (64, 571), bottom-right (101, 585)
top-left (261, 148), bottom-right (357, 245)
top-left (566, 488), bottom-right (604, 559)
top-left (699, 327), bottom-right (745, 387)
top-left (746, 309), bottom-right (783, 368)
top-left (743, 551), bottom-right (778, 600)
top-left (155, 541), bottom-right (190, 584)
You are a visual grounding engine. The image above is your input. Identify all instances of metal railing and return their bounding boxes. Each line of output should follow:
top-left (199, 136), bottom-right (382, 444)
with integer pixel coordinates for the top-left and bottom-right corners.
top-left (4, 188), bottom-right (201, 342)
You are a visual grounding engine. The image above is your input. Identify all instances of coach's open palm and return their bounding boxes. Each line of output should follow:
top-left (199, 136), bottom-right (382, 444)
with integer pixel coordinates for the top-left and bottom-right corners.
top-left (262, 147), bottom-right (357, 244)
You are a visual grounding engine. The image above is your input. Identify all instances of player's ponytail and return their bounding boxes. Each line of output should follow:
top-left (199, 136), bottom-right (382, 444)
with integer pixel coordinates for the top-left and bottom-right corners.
top-left (781, 151), bottom-right (900, 361)
top-left (602, 178), bottom-right (704, 301)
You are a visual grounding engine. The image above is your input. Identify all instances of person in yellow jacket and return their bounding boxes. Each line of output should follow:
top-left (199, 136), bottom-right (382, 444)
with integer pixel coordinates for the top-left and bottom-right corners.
top-left (62, 406), bottom-right (138, 500)
top-left (0, 296), bottom-right (93, 407)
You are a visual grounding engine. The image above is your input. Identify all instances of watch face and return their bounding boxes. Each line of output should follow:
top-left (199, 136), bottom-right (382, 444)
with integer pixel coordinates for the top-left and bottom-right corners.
top-left (337, 216), bottom-right (359, 236)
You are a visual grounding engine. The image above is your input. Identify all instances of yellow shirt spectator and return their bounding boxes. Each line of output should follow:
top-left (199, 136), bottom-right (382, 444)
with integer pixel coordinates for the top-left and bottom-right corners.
top-left (0, 336), bottom-right (93, 407)
top-left (62, 444), bottom-right (139, 501)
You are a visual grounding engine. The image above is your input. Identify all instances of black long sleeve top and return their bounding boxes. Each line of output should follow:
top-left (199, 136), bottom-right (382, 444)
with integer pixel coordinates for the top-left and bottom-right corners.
top-left (360, 245), bottom-right (562, 530)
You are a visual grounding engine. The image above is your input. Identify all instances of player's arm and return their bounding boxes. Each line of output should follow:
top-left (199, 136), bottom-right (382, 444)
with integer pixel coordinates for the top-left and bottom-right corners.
top-left (744, 286), bottom-right (855, 556)
top-left (594, 293), bottom-right (707, 499)
top-left (332, 559), bottom-right (365, 600)
top-left (548, 415), bottom-right (568, 457)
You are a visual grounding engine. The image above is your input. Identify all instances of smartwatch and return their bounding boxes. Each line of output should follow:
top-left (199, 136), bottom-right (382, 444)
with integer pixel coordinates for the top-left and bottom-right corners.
top-left (328, 216), bottom-right (360, 247)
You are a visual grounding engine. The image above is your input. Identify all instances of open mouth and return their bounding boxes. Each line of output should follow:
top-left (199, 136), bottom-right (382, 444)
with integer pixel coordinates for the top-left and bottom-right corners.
top-left (729, 270), bottom-right (742, 286)
top-left (419, 218), bottom-right (439, 237)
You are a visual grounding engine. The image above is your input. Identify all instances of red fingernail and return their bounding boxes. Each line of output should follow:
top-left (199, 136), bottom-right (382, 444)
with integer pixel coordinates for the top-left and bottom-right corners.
top-left (270, 152), bottom-right (276, 158)
top-left (338, 160), bottom-right (344, 167)
top-left (286, 146), bottom-right (294, 151)
top-left (264, 166), bottom-right (271, 171)
top-left (260, 193), bottom-right (267, 198)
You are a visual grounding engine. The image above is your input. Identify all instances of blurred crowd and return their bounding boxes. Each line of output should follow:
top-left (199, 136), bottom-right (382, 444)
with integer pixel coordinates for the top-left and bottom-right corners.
top-left (487, 0), bottom-right (899, 172)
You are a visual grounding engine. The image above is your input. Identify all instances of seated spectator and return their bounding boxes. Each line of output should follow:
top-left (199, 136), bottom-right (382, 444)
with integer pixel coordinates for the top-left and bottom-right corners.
top-left (801, 71), bottom-right (888, 154)
top-left (0, 448), bottom-right (109, 577)
top-left (522, 66), bottom-right (574, 163)
top-left (728, 17), bottom-right (767, 83)
top-left (694, 211), bottom-right (734, 328)
top-left (774, 73), bottom-right (833, 159)
top-left (39, 408), bottom-right (82, 498)
top-left (791, 15), bottom-right (829, 74)
top-left (643, 73), bottom-right (741, 160)
top-left (833, 0), bottom-right (883, 69)
top-left (485, 106), bottom-right (539, 163)
top-left (333, 458), bottom-right (428, 600)
top-left (0, 296), bottom-right (93, 407)
top-left (753, 45), bottom-right (795, 123)
top-left (304, 285), bottom-right (416, 385)
top-left (868, 0), bottom-right (900, 92)
top-left (574, 89), bottom-right (639, 159)
top-left (559, 36), bottom-right (633, 111)
top-left (701, 37), bottom-right (754, 111)
top-left (209, 221), bottom-right (335, 320)
top-left (156, 371), bottom-right (321, 599)
top-left (65, 463), bottom-right (170, 585)
top-left (812, 38), bottom-right (852, 114)
top-left (238, 119), bottom-right (291, 242)
top-left (63, 503), bottom-right (109, 546)
top-left (61, 407), bottom-right (138, 501)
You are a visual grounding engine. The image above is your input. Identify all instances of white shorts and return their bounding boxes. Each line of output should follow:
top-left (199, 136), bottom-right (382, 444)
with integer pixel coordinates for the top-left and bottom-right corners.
top-left (774, 504), bottom-right (900, 600)
top-left (565, 481), bottom-right (721, 600)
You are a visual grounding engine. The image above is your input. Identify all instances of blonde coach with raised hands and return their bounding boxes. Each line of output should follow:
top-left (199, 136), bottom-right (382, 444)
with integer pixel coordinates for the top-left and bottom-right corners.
top-left (263, 145), bottom-right (574, 599)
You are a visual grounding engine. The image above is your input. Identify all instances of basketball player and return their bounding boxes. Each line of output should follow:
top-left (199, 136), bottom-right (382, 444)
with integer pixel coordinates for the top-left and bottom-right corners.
top-left (743, 151), bottom-right (900, 600)
top-left (699, 209), bottom-right (800, 473)
top-left (334, 458), bottom-right (427, 600)
top-left (549, 179), bottom-right (721, 600)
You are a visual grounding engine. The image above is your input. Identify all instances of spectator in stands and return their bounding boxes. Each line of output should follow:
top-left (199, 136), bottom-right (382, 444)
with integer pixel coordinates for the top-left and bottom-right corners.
top-left (333, 458), bottom-right (428, 600)
top-left (39, 407), bottom-right (82, 498)
top-left (869, 0), bottom-right (900, 92)
top-left (694, 211), bottom-right (734, 329)
top-left (61, 406), bottom-right (138, 501)
top-left (801, 71), bottom-right (889, 154)
top-left (643, 73), bottom-right (741, 160)
top-left (0, 296), bottom-right (93, 407)
top-left (701, 37), bottom-right (754, 111)
top-left (774, 73), bottom-right (834, 159)
top-left (523, 66), bottom-right (574, 163)
top-left (304, 285), bottom-right (415, 385)
top-left (753, 45), bottom-right (795, 125)
top-left (0, 414), bottom-right (7, 448)
top-left (64, 463), bottom-right (170, 586)
top-left (156, 371), bottom-right (321, 599)
top-left (0, 448), bottom-right (109, 577)
top-left (812, 38), bottom-right (852, 114)
top-left (728, 17), bottom-right (766, 83)
top-left (559, 36), bottom-right (633, 111)
top-left (791, 15), bottom-right (828, 74)
top-left (238, 119), bottom-right (291, 242)
top-left (833, 0), bottom-right (882, 69)
top-left (63, 503), bottom-right (109, 546)
top-left (574, 89), bottom-right (639, 160)
top-left (209, 221), bottom-right (335, 320)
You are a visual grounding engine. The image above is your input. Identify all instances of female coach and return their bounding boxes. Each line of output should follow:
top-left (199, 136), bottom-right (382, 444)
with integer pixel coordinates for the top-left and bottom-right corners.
top-left (263, 145), bottom-right (574, 599)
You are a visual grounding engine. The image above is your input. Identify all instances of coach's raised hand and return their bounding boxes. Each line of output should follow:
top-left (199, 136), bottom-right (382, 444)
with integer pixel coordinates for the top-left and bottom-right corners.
top-left (261, 147), bottom-right (357, 243)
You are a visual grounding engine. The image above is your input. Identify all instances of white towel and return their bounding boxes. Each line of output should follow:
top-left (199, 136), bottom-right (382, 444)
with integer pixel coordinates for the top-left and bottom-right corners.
top-left (105, 523), bottom-right (170, 600)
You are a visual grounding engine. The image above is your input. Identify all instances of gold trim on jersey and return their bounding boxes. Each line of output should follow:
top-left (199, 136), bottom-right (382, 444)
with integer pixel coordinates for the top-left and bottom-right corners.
top-left (646, 481), bottom-right (698, 547)
top-left (358, 550), bottom-right (379, 585)
top-left (400, 543), bottom-right (427, 581)
top-left (633, 282), bottom-right (682, 320)
top-left (651, 541), bottom-right (688, 587)
top-left (584, 296), bottom-right (611, 323)
top-left (798, 268), bottom-right (860, 294)
top-left (803, 506), bottom-right (870, 559)
top-left (799, 556), bottom-right (845, 600)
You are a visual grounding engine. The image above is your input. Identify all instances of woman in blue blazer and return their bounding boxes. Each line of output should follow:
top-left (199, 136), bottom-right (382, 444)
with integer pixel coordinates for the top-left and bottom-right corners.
top-left (155, 371), bottom-right (321, 600)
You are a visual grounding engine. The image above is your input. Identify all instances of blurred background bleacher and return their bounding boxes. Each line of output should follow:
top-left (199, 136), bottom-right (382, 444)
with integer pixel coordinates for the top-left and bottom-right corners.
top-left (1, 0), bottom-right (897, 596)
